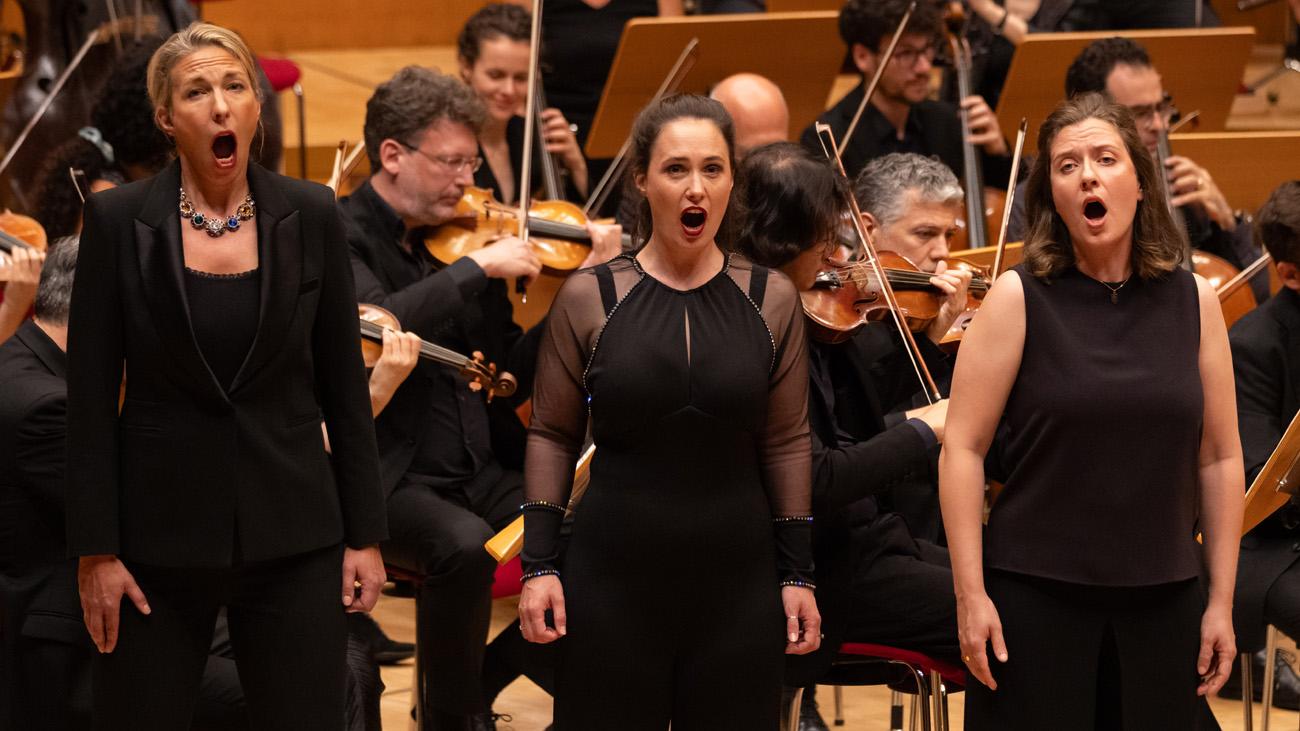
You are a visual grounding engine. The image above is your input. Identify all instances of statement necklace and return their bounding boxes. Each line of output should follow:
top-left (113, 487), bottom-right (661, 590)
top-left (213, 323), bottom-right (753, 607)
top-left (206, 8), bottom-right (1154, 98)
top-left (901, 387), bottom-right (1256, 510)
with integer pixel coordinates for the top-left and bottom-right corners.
top-left (179, 187), bottom-right (256, 238)
top-left (1099, 274), bottom-right (1132, 305)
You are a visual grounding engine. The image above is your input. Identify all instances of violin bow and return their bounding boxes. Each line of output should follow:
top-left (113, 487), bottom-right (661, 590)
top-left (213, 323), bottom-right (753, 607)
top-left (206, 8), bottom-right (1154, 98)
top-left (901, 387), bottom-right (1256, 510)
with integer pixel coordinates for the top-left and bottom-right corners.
top-left (816, 122), bottom-right (942, 404)
top-left (582, 38), bottom-right (700, 218)
top-left (0, 16), bottom-right (158, 177)
top-left (340, 141), bottom-right (367, 187)
top-left (990, 119), bottom-right (1027, 282)
top-left (514, 0), bottom-right (548, 302)
top-left (839, 1), bottom-right (915, 158)
top-left (326, 140), bottom-right (347, 194)
top-left (70, 168), bottom-right (91, 204)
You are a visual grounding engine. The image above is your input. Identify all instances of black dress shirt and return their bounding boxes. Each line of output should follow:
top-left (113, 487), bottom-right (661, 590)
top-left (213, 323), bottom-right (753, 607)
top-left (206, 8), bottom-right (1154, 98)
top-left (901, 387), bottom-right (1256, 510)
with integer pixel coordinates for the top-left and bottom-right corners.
top-left (799, 82), bottom-right (1013, 187)
top-left (339, 180), bottom-right (542, 494)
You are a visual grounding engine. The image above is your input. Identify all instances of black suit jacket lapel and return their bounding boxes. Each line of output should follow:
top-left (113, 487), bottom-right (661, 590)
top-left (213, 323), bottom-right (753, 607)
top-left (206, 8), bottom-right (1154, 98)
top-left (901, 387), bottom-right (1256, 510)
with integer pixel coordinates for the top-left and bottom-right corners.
top-left (135, 161), bottom-right (225, 397)
top-left (230, 163), bottom-right (301, 392)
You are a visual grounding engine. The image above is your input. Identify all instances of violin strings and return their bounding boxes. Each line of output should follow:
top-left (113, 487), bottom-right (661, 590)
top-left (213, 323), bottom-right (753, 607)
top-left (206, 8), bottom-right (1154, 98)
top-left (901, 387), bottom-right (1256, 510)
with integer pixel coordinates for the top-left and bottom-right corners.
top-left (358, 320), bottom-right (469, 367)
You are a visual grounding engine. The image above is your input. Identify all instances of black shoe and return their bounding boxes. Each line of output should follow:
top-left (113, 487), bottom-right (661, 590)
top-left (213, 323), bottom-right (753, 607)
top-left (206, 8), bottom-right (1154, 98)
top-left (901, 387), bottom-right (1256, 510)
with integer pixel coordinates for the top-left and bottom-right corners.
top-left (1218, 648), bottom-right (1300, 710)
top-left (347, 613), bottom-right (415, 665)
top-left (798, 685), bottom-right (831, 731)
top-left (469, 712), bottom-right (512, 731)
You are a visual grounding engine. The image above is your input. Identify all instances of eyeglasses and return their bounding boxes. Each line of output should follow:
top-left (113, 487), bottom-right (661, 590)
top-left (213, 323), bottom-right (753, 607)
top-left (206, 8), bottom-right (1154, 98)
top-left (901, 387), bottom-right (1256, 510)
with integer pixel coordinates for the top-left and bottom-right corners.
top-left (400, 142), bottom-right (482, 174)
top-left (889, 45), bottom-right (937, 68)
top-left (1127, 96), bottom-right (1176, 131)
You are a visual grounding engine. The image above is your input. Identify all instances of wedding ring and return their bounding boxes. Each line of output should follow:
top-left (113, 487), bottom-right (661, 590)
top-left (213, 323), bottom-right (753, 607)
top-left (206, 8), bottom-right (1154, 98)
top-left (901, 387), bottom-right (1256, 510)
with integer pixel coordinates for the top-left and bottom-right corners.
top-left (1196, 176), bottom-right (1205, 190)
top-left (569, 123), bottom-right (579, 133)
top-left (787, 616), bottom-right (799, 620)
top-left (963, 655), bottom-right (971, 662)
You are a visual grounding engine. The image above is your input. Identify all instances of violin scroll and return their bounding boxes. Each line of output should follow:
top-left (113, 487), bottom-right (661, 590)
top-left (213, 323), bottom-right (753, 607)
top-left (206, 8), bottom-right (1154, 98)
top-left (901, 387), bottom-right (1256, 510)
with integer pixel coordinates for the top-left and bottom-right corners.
top-left (357, 302), bottom-right (518, 401)
top-left (463, 351), bottom-right (518, 402)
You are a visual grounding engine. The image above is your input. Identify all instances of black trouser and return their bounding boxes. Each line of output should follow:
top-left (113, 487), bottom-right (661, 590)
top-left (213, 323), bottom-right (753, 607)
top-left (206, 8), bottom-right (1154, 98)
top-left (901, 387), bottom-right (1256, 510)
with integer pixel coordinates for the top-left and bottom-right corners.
top-left (846, 514), bottom-right (959, 656)
top-left (965, 570), bottom-right (1215, 731)
top-left (382, 463), bottom-right (523, 718)
top-left (92, 544), bottom-right (346, 731)
top-left (1265, 558), bottom-right (1300, 643)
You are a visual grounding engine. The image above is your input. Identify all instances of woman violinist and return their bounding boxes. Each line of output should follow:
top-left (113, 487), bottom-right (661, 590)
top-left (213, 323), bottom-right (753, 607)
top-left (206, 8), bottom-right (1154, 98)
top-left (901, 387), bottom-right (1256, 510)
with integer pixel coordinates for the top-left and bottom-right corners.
top-left (457, 3), bottom-right (588, 204)
top-left (940, 92), bottom-right (1242, 728)
top-left (66, 23), bottom-right (387, 729)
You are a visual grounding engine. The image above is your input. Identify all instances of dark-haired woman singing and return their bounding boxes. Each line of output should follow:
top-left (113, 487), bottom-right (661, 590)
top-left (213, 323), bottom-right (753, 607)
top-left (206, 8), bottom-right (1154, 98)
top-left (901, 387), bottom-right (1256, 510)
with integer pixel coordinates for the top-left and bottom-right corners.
top-left (517, 94), bottom-right (821, 730)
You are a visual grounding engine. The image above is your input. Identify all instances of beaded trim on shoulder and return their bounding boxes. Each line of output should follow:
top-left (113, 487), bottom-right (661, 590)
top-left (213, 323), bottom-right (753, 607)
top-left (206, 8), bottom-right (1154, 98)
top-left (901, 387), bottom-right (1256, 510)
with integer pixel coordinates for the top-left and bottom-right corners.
top-left (581, 254), bottom-right (645, 397)
top-left (725, 258), bottom-right (777, 375)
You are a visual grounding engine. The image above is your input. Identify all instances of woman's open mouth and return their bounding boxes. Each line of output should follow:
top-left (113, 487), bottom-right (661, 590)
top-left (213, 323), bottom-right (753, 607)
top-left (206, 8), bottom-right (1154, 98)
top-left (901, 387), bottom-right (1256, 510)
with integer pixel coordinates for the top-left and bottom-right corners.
top-left (1083, 198), bottom-right (1107, 227)
top-left (212, 132), bottom-right (237, 167)
top-left (680, 207), bottom-right (707, 237)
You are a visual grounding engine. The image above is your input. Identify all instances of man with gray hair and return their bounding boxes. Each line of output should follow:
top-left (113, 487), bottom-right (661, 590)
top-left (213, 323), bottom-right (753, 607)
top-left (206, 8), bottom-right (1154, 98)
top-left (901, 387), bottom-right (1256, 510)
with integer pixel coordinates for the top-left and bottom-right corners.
top-left (854, 152), bottom-right (971, 347)
top-left (779, 154), bottom-right (966, 731)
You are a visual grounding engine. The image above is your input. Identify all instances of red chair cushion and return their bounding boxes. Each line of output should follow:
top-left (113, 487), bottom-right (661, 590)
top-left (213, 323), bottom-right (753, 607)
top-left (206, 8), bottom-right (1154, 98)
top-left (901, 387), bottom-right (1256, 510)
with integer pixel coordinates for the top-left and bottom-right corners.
top-left (257, 57), bottom-right (301, 92)
top-left (491, 556), bottom-right (524, 599)
top-left (838, 642), bottom-right (966, 686)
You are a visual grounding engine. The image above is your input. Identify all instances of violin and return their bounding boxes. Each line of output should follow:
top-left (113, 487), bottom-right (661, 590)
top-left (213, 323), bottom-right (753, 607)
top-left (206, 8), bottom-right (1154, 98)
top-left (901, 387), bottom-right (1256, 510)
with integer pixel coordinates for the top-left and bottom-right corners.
top-left (423, 185), bottom-right (595, 277)
top-left (802, 252), bottom-right (989, 344)
top-left (0, 208), bottom-right (47, 253)
top-left (357, 303), bottom-right (516, 401)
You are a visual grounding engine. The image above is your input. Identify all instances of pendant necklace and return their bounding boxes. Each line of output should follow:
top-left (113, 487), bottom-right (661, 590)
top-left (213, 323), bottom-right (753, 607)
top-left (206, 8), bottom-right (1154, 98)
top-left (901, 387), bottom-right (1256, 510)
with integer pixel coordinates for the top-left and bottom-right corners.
top-left (1100, 274), bottom-right (1132, 305)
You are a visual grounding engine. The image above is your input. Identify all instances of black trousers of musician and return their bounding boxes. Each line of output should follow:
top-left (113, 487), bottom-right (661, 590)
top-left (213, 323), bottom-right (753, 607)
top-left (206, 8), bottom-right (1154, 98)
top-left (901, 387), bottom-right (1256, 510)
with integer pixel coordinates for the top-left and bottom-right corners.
top-left (965, 569), bottom-right (1219, 731)
top-left (381, 462), bottom-right (523, 723)
top-left (845, 514), bottom-right (959, 656)
top-left (92, 544), bottom-right (346, 731)
top-left (1265, 558), bottom-right (1300, 646)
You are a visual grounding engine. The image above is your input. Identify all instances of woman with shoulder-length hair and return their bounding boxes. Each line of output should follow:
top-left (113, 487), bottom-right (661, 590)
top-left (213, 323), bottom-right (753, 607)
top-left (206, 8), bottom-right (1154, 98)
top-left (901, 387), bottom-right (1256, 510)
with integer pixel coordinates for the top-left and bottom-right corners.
top-left (516, 94), bottom-right (821, 729)
top-left (940, 91), bottom-right (1243, 728)
top-left (66, 22), bottom-right (387, 729)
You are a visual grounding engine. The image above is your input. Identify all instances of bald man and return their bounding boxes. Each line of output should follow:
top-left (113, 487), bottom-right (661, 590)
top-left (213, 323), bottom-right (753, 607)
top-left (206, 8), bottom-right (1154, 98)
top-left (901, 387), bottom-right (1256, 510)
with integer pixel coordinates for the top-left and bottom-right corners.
top-left (710, 73), bottom-right (790, 157)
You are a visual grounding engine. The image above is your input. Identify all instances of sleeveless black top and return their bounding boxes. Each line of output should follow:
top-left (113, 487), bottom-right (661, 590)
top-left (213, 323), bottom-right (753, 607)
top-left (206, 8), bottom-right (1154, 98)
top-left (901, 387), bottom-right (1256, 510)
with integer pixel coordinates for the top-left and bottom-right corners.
top-left (985, 263), bottom-right (1202, 586)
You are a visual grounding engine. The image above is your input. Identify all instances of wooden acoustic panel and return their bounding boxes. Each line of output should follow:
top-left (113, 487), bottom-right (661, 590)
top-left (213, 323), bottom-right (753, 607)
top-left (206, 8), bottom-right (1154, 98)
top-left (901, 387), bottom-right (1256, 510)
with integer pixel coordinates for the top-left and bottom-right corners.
top-left (585, 11), bottom-right (844, 159)
top-left (1168, 130), bottom-right (1300, 215)
top-left (997, 27), bottom-right (1255, 153)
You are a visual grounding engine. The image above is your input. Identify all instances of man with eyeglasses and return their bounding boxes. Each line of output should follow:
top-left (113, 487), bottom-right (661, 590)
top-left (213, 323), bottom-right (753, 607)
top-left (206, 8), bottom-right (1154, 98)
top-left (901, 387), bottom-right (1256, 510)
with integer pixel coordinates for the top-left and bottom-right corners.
top-left (799, 0), bottom-right (1012, 186)
top-left (338, 66), bottom-right (620, 731)
top-left (1007, 37), bottom-right (1265, 301)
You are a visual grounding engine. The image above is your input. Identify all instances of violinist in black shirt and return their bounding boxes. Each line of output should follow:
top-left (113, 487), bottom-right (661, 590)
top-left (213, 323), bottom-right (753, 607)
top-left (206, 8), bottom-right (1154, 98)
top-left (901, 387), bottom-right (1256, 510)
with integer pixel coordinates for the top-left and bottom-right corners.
top-left (338, 66), bottom-right (619, 731)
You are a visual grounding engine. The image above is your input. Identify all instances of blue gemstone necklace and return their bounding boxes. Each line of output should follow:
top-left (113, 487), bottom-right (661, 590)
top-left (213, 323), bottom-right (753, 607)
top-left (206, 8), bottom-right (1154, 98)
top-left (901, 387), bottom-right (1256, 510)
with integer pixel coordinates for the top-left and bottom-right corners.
top-left (178, 187), bottom-right (256, 237)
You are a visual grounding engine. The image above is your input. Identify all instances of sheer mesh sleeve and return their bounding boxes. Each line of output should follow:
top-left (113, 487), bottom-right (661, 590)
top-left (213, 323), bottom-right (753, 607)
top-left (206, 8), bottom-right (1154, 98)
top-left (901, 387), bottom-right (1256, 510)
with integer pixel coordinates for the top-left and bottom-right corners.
top-left (730, 258), bottom-right (816, 587)
top-left (520, 265), bottom-right (625, 578)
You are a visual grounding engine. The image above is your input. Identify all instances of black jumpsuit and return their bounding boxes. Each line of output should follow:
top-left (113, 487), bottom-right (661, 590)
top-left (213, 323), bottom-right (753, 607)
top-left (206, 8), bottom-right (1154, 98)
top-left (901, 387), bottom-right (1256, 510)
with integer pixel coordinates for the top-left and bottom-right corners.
top-left (522, 253), bottom-right (814, 730)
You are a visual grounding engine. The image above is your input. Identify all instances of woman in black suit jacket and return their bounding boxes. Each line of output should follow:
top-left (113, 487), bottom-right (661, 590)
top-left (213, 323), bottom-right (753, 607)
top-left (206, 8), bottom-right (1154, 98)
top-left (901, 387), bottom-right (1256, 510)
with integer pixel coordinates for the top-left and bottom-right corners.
top-left (65, 23), bottom-right (387, 729)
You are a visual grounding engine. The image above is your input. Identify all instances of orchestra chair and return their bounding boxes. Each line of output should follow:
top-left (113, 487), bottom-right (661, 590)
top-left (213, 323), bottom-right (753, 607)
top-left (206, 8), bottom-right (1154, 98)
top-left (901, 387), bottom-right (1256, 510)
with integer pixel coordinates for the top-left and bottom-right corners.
top-left (255, 56), bottom-right (306, 180)
top-left (784, 643), bottom-right (964, 731)
top-left (385, 557), bottom-right (524, 730)
top-left (1238, 624), bottom-right (1281, 731)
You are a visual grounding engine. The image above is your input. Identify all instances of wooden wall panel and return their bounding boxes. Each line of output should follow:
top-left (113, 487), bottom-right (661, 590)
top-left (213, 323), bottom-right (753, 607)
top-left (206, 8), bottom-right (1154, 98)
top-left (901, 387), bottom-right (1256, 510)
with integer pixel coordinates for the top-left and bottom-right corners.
top-left (203, 0), bottom-right (493, 52)
top-left (1211, 0), bottom-right (1291, 46)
